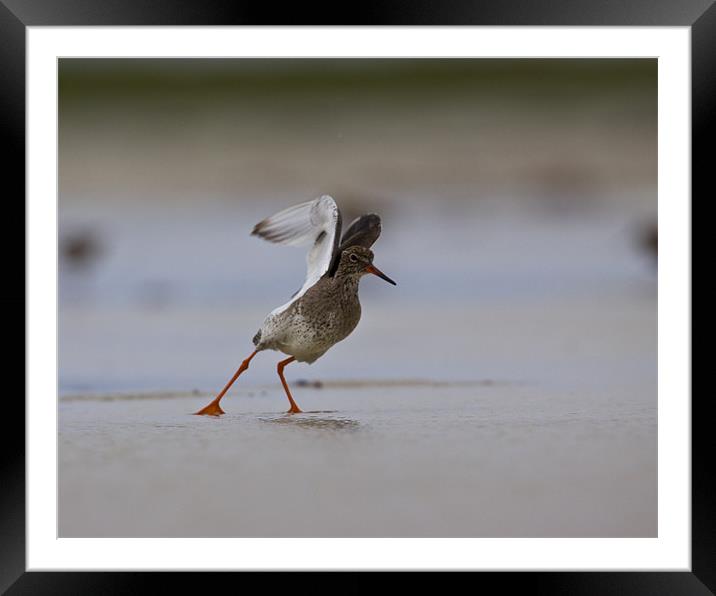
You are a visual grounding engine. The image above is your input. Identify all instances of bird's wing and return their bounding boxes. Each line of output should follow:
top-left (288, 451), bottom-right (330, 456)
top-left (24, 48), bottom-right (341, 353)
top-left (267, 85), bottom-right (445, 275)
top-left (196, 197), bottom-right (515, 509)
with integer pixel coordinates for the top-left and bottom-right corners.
top-left (326, 213), bottom-right (382, 277)
top-left (339, 213), bottom-right (382, 251)
top-left (252, 195), bottom-right (342, 313)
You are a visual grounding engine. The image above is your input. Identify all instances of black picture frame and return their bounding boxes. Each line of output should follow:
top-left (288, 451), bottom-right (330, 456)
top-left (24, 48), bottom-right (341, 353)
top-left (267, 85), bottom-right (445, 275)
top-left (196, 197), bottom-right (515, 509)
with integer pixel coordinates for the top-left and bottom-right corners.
top-left (3, 1), bottom-right (706, 592)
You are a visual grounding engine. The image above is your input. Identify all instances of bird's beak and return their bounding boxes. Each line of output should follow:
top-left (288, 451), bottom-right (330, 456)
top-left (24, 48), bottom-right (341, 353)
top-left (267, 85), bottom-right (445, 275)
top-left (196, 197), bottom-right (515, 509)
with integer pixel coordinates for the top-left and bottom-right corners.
top-left (365, 264), bottom-right (396, 286)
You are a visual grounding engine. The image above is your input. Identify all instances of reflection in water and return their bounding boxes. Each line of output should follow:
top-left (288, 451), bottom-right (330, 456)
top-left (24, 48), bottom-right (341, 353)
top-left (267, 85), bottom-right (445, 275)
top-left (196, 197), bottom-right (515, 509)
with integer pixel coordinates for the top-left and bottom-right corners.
top-left (259, 413), bottom-right (361, 432)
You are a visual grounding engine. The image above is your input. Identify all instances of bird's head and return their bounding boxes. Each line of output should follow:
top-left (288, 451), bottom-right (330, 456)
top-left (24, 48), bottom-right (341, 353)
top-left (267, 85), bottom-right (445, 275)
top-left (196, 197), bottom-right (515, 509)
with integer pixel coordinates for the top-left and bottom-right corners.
top-left (337, 246), bottom-right (396, 285)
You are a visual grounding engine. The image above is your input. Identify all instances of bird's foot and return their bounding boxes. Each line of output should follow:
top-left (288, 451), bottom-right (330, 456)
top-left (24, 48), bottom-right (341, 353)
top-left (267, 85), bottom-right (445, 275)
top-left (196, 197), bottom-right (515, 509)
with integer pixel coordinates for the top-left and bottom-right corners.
top-left (286, 406), bottom-right (303, 414)
top-left (194, 400), bottom-right (225, 416)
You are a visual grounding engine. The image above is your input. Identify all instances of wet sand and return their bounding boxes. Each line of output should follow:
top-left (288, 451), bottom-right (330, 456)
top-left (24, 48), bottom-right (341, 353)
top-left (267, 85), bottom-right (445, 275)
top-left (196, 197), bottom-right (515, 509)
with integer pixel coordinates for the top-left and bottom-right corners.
top-left (59, 379), bottom-right (655, 537)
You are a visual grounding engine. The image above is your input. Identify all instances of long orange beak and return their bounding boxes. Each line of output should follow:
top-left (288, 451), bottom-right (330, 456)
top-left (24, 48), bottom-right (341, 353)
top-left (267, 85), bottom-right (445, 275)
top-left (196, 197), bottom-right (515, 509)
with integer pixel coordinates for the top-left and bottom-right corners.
top-left (365, 264), bottom-right (396, 286)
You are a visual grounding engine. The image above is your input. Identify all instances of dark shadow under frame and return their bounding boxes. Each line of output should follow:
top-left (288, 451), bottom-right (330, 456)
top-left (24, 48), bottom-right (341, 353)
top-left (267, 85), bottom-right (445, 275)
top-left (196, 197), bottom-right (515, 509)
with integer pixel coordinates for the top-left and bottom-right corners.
top-left (2, 0), bottom-right (707, 592)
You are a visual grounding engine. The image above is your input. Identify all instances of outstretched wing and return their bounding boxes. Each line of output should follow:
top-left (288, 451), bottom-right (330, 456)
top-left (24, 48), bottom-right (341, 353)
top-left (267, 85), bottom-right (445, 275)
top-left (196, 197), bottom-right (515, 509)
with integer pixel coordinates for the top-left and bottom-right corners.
top-left (252, 195), bottom-right (342, 313)
top-left (326, 213), bottom-right (382, 277)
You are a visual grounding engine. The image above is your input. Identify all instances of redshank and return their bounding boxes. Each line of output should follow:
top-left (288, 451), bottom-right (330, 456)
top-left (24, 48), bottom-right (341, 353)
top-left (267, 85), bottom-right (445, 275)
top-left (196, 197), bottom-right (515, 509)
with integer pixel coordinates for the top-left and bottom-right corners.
top-left (194, 195), bottom-right (395, 416)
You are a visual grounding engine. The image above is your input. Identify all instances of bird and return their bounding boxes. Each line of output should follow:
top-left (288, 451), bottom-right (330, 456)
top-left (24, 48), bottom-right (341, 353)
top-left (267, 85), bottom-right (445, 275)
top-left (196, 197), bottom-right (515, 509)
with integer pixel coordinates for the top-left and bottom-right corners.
top-left (194, 194), bottom-right (396, 416)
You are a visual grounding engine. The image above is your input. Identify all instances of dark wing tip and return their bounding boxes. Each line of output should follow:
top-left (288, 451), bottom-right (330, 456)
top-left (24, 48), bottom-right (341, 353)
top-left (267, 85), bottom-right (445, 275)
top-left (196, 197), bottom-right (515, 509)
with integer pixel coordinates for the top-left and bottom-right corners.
top-left (338, 213), bottom-right (383, 252)
top-left (250, 220), bottom-right (264, 236)
top-left (251, 220), bottom-right (285, 242)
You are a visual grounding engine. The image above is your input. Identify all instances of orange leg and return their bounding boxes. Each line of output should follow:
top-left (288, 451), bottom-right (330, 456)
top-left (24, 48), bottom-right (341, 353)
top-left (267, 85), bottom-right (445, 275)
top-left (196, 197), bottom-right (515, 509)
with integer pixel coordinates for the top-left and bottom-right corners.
top-left (194, 350), bottom-right (258, 416)
top-left (277, 356), bottom-right (302, 414)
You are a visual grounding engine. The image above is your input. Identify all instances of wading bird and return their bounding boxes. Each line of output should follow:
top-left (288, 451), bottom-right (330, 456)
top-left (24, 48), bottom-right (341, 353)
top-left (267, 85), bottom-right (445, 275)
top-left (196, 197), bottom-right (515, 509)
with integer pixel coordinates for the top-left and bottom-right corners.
top-left (194, 195), bottom-right (395, 416)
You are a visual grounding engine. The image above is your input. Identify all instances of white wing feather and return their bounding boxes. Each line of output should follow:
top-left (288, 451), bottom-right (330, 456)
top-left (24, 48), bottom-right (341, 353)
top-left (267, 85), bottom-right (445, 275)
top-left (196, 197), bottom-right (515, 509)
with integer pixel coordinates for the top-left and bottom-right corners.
top-left (251, 195), bottom-right (340, 315)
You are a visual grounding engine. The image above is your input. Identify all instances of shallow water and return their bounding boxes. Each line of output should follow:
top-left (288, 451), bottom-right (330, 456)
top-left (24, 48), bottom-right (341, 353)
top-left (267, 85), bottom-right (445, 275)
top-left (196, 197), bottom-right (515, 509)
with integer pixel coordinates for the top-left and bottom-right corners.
top-left (59, 199), bottom-right (656, 393)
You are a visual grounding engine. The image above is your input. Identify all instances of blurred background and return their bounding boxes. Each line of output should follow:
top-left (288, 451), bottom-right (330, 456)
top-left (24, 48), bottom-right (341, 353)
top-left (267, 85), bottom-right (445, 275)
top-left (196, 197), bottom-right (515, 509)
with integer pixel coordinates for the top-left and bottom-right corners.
top-left (58, 59), bottom-right (658, 538)
top-left (59, 59), bottom-right (656, 394)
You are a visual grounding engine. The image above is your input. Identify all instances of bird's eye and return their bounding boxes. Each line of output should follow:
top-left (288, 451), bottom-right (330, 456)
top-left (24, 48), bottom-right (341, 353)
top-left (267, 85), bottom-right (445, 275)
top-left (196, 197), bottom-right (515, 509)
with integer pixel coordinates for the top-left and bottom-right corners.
top-left (349, 254), bottom-right (358, 263)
